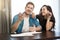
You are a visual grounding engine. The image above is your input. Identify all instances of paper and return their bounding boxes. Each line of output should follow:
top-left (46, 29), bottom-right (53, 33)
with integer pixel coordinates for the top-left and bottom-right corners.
top-left (27, 32), bottom-right (42, 34)
top-left (11, 32), bottom-right (42, 37)
top-left (11, 33), bottom-right (33, 37)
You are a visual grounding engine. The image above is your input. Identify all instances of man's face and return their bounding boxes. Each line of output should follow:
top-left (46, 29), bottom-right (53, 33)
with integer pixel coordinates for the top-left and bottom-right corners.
top-left (25, 4), bottom-right (34, 15)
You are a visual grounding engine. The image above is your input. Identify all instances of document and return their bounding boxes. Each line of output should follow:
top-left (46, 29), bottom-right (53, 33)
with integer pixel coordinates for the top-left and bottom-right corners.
top-left (27, 32), bottom-right (42, 34)
top-left (11, 33), bottom-right (33, 37)
top-left (11, 32), bottom-right (42, 37)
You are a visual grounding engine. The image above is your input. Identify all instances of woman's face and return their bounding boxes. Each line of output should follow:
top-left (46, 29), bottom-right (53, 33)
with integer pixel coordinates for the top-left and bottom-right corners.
top-left (41, 6), bottom-right (48, 16)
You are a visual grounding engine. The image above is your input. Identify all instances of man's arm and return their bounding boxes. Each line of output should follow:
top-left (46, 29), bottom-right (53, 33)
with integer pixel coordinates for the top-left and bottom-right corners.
top-left (36, 26), bottom-right (42, 32)
top-left (29, 26), bottom-right (42, 32)
top-left (11, 20), bottom-right (21, 33)
top-left (29, 18), bottom-right (42, 32)
top-left (11, 13), bottom-right (24, 33)
top-left (34, 18), bottom-right (42, 32)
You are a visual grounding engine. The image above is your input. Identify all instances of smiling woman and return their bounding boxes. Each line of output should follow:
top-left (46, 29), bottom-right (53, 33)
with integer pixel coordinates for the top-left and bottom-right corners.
top-left (11, 0), bottom-right (60, 32)
top-left (0, 0), bottom-right (59, 34)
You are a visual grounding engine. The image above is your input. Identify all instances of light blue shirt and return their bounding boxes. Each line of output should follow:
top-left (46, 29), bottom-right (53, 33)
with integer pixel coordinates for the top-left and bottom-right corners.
top-left (12, 14), bottom-right (41, 34)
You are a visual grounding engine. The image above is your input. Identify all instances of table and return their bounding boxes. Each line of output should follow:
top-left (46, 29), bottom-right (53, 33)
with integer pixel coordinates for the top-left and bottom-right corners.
top-left (0, 31), bottom-right (60, 40)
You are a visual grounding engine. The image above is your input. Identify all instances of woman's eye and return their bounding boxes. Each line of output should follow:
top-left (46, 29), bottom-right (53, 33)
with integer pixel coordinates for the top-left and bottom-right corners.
top-left (43, 9), bottom-right (45, 10)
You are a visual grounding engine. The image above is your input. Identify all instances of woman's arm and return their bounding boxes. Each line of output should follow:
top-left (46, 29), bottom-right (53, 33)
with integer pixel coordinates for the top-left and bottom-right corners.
top-left (46, 18), bottom-right (53, 31)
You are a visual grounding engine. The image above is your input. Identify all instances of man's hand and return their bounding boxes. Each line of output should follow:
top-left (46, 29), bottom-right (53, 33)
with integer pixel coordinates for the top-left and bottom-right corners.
top-left (32, 12), bottom-right (35, 18)
top-left (29, 27), bottom-right (36, 32)
top-left (18, 13), bottom-right (24, 21)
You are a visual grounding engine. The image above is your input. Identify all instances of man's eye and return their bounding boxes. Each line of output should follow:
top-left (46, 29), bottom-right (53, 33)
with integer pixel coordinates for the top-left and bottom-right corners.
top-left (31, 8), bottom-right (33, 9)
top-left (28, 7), bottom-right (29, 8)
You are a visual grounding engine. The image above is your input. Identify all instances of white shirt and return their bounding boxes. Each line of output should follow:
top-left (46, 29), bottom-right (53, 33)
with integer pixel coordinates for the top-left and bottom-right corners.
top-left (22, 17), bottom-right (29, 32)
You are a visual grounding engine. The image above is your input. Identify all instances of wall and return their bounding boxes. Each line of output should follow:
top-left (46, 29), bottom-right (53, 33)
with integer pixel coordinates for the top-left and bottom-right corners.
top-left (11, 0), bottom-right (60, 32)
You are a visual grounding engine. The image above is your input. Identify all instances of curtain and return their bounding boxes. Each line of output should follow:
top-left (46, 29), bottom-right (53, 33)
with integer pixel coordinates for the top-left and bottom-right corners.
top-left (0, 0), bottom-right (11, 34)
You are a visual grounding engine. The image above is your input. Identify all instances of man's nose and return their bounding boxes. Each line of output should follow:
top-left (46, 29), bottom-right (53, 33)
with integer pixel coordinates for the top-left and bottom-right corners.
top-left (28, 9), bottom-right (31, 11)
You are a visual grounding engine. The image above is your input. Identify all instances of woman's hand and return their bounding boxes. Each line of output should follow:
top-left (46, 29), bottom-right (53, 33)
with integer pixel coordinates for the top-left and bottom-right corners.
top-left (47, 11), bottom-right (52, 19)
top-left (46, 11), bottom-right (53, 31)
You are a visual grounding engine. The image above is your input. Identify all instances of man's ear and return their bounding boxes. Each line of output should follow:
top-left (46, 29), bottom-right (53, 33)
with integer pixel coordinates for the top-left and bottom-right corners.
top-left (25, 7), bottom-right (26, 9)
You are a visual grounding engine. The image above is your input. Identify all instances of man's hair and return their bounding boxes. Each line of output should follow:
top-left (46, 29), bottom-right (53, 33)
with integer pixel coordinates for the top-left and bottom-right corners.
top-left (26, 2), bottom-right (35, 8)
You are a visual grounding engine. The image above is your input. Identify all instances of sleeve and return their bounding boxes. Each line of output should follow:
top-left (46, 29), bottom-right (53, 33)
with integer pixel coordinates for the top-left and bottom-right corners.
top-left (12, 15), bottom-right (18, 25)
top-left (36, 15), bottom-right (39, 19)
top-left (50, 17), bottom-right (55, 28)
top-left (33, 18), bottom-right (41, 27)
top-left (50, 17), bottom-right (55, 23)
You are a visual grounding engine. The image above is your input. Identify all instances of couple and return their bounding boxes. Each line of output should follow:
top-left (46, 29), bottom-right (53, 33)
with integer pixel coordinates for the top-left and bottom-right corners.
top-left (11, 2), bottom-right (55, 34)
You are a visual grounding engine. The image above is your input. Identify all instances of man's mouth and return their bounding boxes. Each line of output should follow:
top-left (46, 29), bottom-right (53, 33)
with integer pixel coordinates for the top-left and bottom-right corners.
top-left (27, 10), bottom-right (31, 12)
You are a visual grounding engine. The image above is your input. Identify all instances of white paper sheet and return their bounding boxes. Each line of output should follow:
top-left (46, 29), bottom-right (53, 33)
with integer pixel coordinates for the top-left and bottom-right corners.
top-left (11, 32), bottom-right (42, 37)
top-left (27, 32), bottom-right (42, 34)
top-left (11, 33), bottom-right (33, 37)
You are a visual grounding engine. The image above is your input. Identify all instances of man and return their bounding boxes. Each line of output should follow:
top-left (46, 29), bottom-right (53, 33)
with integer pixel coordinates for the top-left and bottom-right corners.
top-left (11, 2), bottom-right (42, 34)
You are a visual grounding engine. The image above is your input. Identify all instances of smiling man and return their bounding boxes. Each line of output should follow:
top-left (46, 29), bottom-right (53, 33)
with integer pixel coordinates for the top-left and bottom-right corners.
top-left (11, 2), bottom-right (42, 34)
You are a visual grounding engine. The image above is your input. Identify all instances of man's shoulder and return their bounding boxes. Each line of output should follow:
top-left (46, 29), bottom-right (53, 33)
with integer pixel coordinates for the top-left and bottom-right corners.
top-left (29, 16), bottom-right (37, 21)
top-left (14, 14), bottom-right (19, 18)
top-left (13, 14), bottom-right (19, 21)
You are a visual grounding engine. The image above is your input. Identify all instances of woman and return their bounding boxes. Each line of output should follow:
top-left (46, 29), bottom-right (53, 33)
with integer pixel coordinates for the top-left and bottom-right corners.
top-left (33, 5), bottom-right (55, 31)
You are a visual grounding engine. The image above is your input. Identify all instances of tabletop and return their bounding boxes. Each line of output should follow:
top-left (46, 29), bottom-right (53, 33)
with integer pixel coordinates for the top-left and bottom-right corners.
top-left (0, 31), bottom-right (60, 40)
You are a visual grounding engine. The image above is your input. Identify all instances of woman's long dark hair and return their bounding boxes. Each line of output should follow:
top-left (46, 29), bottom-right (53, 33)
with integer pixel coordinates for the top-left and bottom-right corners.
top-left (39, 5), bottom-right (55, 30)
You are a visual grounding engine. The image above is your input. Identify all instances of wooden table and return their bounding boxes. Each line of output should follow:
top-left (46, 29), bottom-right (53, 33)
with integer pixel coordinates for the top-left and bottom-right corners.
top-left (0, 31), bottom-right (60, 40)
